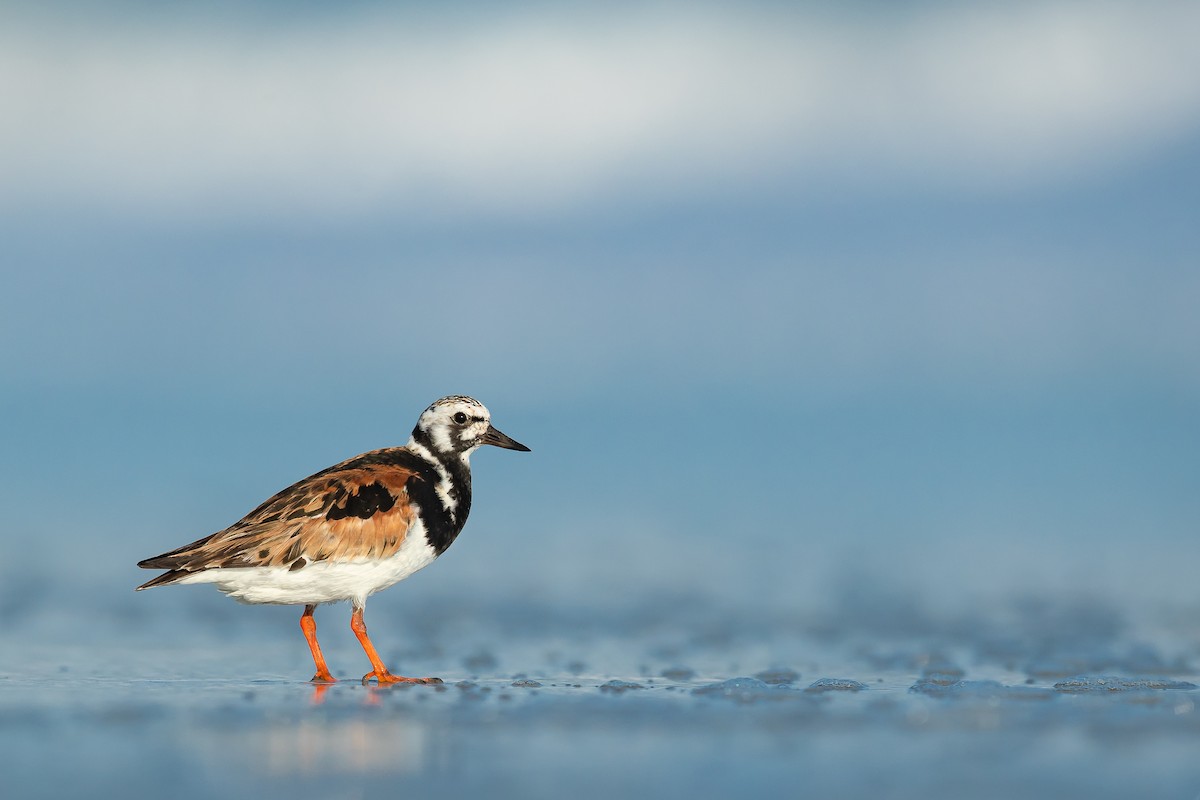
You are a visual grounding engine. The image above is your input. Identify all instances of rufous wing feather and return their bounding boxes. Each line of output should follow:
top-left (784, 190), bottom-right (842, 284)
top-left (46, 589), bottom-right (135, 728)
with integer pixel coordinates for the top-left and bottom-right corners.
top-left (136, 449), bottom-right (422, 589)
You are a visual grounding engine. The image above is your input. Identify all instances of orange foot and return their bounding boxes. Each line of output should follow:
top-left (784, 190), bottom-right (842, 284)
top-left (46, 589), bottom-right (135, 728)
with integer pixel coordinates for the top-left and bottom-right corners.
top-left (361, 670), bottom-right (444, 686)
top-left (310, 670), bottom-right (337, 684)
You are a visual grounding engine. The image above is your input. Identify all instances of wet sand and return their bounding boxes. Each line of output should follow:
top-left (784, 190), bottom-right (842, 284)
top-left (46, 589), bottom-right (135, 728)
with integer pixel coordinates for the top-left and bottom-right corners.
top-left (4, 583), bottom-right (1198, 800)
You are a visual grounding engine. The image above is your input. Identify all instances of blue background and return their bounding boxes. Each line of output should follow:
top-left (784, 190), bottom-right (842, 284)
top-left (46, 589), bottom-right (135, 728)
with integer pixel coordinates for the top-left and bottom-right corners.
top-left (1, 3), bottom-right (1198, 797)
top-left (3, 0), bottom-right (1196, 618)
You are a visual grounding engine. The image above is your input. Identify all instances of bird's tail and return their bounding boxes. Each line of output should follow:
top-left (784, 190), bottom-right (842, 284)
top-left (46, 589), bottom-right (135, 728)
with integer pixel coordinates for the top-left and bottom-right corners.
top-left (135, 569), bottom-right (190, 591)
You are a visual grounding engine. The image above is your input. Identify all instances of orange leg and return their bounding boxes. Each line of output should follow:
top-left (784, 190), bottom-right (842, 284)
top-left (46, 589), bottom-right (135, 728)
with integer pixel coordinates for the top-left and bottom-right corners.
top-left (350, 606), bottom-right (442, 685)
top-left (301, 604), bottom-right (337, 683)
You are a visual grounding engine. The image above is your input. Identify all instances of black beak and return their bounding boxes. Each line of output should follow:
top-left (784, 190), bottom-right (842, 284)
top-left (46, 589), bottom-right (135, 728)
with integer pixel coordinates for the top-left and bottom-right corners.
top-left (482, 424), bottom-right (531, 452)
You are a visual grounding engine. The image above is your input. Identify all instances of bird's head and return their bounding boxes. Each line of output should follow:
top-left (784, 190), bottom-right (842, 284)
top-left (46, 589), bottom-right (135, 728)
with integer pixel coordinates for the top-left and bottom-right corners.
top-left (412, 395), bottom-right (531, 460)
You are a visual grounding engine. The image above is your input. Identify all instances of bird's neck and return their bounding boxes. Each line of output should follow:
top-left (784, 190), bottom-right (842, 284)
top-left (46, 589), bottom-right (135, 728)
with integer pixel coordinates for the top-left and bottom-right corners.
top-left (407, 432), bottom-right (473, 554)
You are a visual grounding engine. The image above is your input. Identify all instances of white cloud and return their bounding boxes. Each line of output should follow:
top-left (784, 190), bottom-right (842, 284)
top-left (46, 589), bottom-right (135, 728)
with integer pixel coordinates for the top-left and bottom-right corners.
top-left (2, 1), bottom-right (1199, 219)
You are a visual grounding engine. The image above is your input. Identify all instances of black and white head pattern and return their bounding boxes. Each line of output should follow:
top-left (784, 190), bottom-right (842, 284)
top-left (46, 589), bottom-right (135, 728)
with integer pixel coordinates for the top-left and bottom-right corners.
top-left (412, 396), bottom-right (492, 460)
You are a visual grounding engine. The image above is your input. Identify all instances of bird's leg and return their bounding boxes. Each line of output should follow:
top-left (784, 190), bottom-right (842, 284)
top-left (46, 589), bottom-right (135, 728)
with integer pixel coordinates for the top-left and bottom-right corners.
top-left (300, 604), bottom-right (337, 683)
top-left (351, 606), bottom-right (442, 685)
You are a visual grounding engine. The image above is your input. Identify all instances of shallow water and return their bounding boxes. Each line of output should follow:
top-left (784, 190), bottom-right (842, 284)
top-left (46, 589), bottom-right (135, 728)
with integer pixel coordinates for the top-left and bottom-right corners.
top-left (4, 579), bottom-right (1199, 800)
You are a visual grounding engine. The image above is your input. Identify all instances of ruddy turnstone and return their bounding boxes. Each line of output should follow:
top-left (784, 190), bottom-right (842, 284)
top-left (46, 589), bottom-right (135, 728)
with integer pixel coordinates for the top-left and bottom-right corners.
top-left (136, 395), bottom-right (530, 684)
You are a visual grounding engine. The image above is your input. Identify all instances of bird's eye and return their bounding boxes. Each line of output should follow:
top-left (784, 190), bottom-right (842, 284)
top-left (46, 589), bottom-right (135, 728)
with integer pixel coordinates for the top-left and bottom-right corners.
top-left (453, 412), bottom-right (468, 424)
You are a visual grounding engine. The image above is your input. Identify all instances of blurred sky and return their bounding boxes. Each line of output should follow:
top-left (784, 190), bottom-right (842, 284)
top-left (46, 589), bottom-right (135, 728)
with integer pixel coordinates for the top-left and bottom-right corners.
top-left (1, 0), bottom-right (1198, 623)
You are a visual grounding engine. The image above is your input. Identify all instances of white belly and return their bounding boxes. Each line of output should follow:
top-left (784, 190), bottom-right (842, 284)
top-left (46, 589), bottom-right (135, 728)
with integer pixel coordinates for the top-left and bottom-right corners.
top-left (177, 527), bottom-right (439, 607)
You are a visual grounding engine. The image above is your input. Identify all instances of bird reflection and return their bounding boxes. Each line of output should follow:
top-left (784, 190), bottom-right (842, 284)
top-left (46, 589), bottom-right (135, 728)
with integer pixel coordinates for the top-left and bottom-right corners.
top-left (309, 682), bottom-right (333, 705)
top-left (249, 715), bottom-right (428, 775)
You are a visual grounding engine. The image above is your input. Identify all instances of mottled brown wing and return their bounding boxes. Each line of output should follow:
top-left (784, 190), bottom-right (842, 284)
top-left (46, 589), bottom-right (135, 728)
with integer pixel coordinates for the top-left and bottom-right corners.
top-left (137, 449), bottom-right (422, 583)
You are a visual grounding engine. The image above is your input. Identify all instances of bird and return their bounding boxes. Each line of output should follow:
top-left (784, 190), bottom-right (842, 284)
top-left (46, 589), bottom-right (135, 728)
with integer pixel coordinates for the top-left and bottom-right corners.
top-left (136, 395), bottom-right (530, 685)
